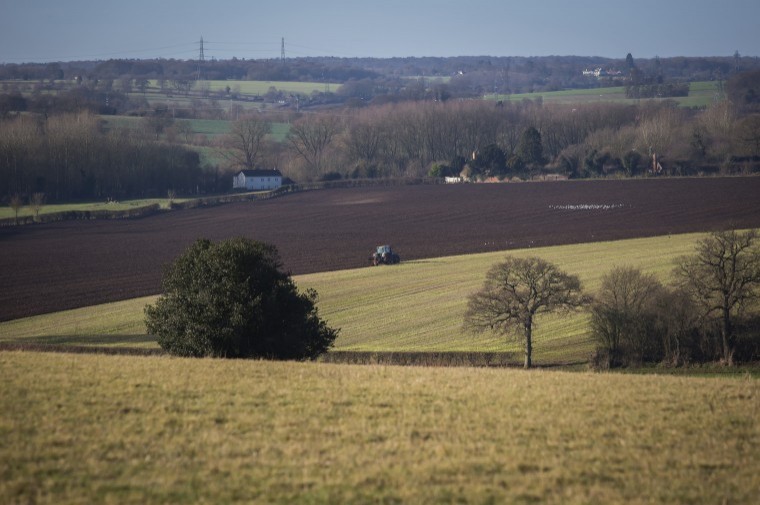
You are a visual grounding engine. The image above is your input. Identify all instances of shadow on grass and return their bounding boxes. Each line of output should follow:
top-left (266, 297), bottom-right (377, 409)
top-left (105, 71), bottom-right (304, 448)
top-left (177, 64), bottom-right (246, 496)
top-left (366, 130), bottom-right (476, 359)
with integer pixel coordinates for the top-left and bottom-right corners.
top-left (0, 341), bottom-right (165, 356)
top-left (321, 352), bottom-right (594, 369)
top-left (0, 334), bottom-right (157, 347)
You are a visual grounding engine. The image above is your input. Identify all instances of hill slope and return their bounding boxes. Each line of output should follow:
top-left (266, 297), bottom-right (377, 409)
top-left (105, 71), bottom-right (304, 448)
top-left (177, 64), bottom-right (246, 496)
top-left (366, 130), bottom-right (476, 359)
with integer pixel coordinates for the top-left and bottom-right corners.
top-left (1, 233), bottom-right (710, 365)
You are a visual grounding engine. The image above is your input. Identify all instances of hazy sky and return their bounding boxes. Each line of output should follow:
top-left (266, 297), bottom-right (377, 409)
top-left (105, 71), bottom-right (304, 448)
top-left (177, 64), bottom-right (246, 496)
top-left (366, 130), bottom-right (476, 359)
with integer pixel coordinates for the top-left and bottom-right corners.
top-left (1, 0), bottom-right (758, 63)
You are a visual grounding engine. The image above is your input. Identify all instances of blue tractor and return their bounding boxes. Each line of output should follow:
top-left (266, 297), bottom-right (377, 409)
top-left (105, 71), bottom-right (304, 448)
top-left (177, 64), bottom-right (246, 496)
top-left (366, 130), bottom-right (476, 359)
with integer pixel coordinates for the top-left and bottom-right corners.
top-left (369, 244), bottom-right (401, 266)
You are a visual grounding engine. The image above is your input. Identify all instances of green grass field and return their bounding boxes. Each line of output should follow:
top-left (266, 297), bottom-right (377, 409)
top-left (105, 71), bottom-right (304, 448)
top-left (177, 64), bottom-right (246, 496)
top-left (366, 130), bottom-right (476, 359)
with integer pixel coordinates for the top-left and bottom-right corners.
top-left (122, 79), bottom-right (338, 114)
top-left (1, 351), bottom-right (757, 504)
top-left (200, 79), bottom-right (339, 95)
top-left (0, 232), bottom-right (706, 365)
top-left (0, 198), bottom-right (184, 220)
top-left (135, 79), bottom-right (338, 96)
top-left (101, 116), bottom-right (290, 141)
top-left (488, 81), bottom-right (722, 108)
top-left (0, 191), bottom-right (276, 221)
top-left (1, 231), bottom-right (758, 503)
top-left (99, 115), bottom-right (289, 167)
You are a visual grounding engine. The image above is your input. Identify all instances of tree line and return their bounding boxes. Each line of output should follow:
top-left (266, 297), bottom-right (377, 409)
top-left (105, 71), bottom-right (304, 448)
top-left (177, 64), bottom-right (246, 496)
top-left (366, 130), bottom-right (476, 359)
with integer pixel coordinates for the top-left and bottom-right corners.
top-left (0, 112), bottom-right (203, 201)
top-left (464, 230), bottom-right (760, 369)
top-left (2, 54), bottom-right (758, 98)
top-left (2, 70), bottom-right (758, 202)
top-left (245, 71), bottom-right (760, 182)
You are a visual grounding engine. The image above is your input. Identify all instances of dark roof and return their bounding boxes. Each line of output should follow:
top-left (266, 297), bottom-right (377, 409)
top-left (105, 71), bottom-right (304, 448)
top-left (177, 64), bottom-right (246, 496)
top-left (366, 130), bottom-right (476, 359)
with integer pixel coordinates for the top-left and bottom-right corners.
top-left (238, 169), bottom-right (282, 177)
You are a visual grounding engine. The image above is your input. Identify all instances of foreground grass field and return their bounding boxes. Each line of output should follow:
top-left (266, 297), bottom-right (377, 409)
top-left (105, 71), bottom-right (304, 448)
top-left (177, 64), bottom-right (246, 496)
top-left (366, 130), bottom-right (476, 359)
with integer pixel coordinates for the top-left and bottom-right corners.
top-left (0, 233), bottom-right (706, 365)
top-left (1, 352), bottom-right (757, 504)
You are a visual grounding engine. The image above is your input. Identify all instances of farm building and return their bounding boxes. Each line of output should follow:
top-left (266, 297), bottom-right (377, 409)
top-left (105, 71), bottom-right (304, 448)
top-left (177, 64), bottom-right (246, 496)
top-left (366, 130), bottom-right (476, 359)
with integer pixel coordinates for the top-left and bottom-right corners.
top-left (232, 169), bottom-right (283, 191)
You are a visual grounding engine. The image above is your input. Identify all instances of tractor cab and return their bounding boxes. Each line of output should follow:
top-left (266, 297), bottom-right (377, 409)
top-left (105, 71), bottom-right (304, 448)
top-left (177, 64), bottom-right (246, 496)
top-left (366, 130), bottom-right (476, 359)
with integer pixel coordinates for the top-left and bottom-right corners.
top-left (369, 244), bottom-right (401, 266)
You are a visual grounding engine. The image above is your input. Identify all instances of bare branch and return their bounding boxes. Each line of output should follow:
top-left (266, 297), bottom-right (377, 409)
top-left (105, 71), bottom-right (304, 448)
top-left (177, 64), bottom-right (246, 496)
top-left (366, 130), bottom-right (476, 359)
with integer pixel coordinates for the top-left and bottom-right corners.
top-left (464, 256), bottom-right (587, 368)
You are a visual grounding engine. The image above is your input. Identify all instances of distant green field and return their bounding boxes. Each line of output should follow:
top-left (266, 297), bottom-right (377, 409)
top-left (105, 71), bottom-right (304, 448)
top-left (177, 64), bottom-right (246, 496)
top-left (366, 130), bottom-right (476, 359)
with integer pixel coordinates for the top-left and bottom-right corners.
top-left (0, 191), bottom-right (273, 220)
top-left (202, 79), bottom-right (339, 95)
top-left (101, 116), bottom-right (290, 143)
top-left (140, 79), bottom-right (338, 96)
top-left (121, 79), bottom-right (337, 115)
top-left (489, 81), bottom-right (722, 108)
top-left (0, 232), bottom-right (707, 365)
top-left (0, 198), bottom-right (182, 220)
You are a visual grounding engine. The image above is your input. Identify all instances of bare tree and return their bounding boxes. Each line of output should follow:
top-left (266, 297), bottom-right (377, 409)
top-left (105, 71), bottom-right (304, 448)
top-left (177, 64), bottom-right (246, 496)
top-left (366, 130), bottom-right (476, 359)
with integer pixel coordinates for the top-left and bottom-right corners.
top-left (142, 114), bottom-right (174, 141)
top-left (737, 114), bottom-right (760, 157)
top-left (345, 117), bottom-right (385, 163)
top-left (636, 106), bottom-right (683, 160)
top-left (9, 193), bottom-right (23, 224)
top-left (464, 256), bottom-right (587, 368)
top-left (30, 192), bottom-right (45, 220)
top-left (590, 266), bottom-right (665, 367)
top-left (287, 115), bottom-right (342, 175)
top-left (221, 116), bottom-right (271, 170)
top-left (175, 120), bottom-right (194, 144)
top-left (674, 230), bottom-right (760, 365)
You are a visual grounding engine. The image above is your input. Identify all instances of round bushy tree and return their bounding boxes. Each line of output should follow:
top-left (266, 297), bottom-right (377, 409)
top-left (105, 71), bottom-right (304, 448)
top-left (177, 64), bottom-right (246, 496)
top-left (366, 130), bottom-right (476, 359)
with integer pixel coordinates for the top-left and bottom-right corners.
top-left (145, 237), bottom-right (338, 359)
top-left (516, 126), bottom-right (544, 167)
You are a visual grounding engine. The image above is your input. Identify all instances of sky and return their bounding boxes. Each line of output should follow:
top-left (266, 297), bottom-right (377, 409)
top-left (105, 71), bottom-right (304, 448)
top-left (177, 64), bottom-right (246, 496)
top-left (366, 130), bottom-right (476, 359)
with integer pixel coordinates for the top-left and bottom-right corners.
top-left (1, 0), bottom-right (759, 63)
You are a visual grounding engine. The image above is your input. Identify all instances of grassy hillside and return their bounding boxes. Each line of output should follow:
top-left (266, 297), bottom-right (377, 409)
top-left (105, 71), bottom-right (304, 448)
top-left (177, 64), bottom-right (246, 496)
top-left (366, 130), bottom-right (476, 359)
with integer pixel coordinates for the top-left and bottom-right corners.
top-left (488, 81), bottom-right (722, 107)
top-left (1, 351), bottom-right (757, 504)
top-left (0, 233), bottom-right (705, 364)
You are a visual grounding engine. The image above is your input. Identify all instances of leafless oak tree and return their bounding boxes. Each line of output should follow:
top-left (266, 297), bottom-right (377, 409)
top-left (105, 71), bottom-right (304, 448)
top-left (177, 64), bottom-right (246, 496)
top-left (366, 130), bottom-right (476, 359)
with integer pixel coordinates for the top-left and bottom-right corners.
top-left (221, 116), bottom-right (271, 170)
top-left (287, 115), bottom-right (342, 175)
top-left (674, 229), bottom-right (760, 365)
top-left (464, 256), bottom-right (588, 369)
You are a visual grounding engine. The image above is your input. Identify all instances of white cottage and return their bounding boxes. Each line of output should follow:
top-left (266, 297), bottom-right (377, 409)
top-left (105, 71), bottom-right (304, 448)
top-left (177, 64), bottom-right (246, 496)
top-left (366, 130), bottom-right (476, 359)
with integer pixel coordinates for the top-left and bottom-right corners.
top-left (232, 169), bottom-right (283, 191)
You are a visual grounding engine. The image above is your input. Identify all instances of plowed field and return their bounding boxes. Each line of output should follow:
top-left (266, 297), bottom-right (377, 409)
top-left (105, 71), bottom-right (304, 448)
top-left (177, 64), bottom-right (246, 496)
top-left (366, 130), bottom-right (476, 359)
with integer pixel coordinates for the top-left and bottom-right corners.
top-left (2, 177), bottom-right (760, 322)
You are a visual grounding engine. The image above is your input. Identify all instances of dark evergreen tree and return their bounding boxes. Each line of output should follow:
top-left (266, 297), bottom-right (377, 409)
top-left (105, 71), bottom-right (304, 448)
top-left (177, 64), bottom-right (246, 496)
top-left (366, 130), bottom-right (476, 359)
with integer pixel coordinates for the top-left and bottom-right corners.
top-left (626, 53), bottom-right (636, 69)
top-left (471, 144), bottom-right (507, 177)
top-left (145, 238), bottom-right (338, 360)
top-left (516, 126), bottom-right (544, 166)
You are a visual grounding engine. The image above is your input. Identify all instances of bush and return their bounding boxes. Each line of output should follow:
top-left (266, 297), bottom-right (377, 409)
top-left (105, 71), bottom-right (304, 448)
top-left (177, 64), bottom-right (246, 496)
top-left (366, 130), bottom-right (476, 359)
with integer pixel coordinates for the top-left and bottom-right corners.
top-left (145, 237), bottom-right (338, 359)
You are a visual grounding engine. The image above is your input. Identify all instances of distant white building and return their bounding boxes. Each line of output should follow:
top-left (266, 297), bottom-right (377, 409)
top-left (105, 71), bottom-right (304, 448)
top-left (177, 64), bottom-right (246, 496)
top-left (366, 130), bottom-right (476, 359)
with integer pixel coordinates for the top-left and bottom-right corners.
top-left (232, 169), bottom-right (283, 191)
top-left (583, 67), bottom-right (623, 78)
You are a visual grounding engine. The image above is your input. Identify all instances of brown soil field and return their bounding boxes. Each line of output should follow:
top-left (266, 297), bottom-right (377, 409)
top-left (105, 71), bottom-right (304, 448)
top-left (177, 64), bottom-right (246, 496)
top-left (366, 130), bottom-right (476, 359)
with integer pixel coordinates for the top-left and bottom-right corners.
top-left (2, 177), bottom-right (760, 322)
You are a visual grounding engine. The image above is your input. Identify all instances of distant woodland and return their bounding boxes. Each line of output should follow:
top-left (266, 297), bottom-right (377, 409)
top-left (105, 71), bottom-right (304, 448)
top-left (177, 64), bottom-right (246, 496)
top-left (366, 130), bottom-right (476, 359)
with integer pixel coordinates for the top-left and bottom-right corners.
top-left (1, 55), bottom-right (760, 202)
top-left (2, 54), bottom-right (758, 97)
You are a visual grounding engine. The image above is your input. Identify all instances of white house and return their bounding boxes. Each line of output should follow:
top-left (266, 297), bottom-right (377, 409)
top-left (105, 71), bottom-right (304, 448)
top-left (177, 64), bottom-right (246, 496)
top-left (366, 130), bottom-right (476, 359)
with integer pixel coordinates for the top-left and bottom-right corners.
top-left (232, 169), bottom-right (283, 191)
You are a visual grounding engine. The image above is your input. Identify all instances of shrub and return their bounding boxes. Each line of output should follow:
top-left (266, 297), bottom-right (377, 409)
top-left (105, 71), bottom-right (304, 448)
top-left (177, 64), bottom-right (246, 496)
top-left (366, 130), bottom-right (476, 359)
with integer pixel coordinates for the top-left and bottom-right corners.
top-left (145, 237), bottom-right (338, 359)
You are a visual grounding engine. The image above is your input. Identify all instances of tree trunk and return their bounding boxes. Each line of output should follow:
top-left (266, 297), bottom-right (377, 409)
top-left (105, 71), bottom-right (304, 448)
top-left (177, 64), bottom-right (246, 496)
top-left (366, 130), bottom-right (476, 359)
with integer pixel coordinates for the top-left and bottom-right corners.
top-left (721, 306), bottom-right (734, 366)
top-left (524, 318), bottom-right (533, 369)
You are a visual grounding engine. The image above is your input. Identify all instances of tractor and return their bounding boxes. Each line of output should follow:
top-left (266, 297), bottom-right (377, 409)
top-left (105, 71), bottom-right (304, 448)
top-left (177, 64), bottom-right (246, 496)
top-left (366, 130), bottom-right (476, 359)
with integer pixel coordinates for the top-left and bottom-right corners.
top-left (369, 244), bottom-right (401, 266)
